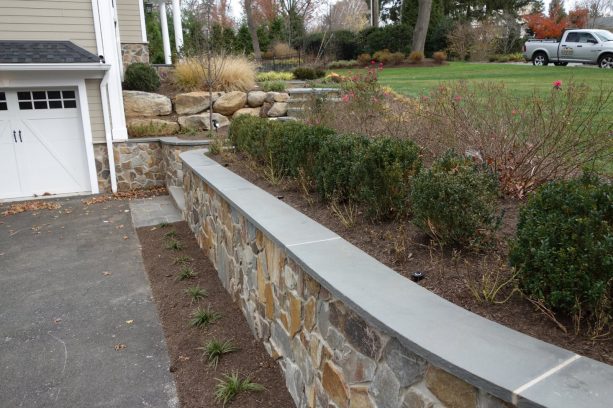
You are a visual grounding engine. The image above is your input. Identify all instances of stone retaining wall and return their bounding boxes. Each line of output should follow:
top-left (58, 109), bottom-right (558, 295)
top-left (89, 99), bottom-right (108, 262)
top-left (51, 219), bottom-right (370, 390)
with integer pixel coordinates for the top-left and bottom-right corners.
top-left (121, 43), bottom-right (150, 66)
top-left (180, 150), bottom-right (612, 408)
top-left (93, 138), bottom-right (208, 193)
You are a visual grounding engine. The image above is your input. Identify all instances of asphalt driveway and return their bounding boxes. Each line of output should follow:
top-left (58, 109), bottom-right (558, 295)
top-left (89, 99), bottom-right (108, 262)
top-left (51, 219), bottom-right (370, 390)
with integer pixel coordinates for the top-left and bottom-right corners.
top-left (0, 197), bottom-right (178, 407)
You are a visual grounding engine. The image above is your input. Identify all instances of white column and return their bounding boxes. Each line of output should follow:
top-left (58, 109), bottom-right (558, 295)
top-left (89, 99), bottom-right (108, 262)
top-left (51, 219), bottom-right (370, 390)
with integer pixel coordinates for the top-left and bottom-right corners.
top-left (159, 1), bottom-right (172, 64)
top-left (172, 0), bottom-right (184, 53)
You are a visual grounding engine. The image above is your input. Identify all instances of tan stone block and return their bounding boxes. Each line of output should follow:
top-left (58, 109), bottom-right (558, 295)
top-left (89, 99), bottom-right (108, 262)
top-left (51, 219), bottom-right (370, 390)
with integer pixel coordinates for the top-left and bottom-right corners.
top-left (280, 311), bottom-right (290, 331)
top-left (256, 258), bottom-right (266, 300)
top-left (308, 334), bottom-right (322, 367)
top-left (350, 386), bottom-right (375, 408)
top-left (304, 297), bottom-right (316, 331)
top-left (306, 384), bottom-right (317, 408)
top-left (425, 366), bottom-right (476, 408)
top-left (322, 361), bottom-right (350, 408)
top-left (288, 292), bottom-right (302, 337)
top-left (264, 283), bottom-right (275, 319)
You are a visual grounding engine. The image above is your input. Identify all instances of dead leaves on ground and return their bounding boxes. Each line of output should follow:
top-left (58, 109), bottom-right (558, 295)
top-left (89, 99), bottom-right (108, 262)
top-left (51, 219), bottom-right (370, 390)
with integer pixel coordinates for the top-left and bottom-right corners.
top-left (114, 343), bottom-right (127, 351)
top-left (82, 186), bottom-right (168, 206)
top-left (1, 201), bottom-right (61, 217)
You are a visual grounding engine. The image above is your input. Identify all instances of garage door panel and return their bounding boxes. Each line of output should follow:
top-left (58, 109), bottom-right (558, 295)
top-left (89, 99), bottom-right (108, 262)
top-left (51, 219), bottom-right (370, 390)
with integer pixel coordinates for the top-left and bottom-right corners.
top-left (0, 88), bottom-right (91, 200)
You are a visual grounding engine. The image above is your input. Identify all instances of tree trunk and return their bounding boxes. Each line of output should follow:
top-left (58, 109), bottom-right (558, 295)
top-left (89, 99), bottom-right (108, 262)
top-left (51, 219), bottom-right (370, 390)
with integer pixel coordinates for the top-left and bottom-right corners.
top-left (411, 0), bottom-right (433, 53)
top-left (372, 0), bottom-right (380, 27)
top-left (244, 0), bottom-right (262, 60)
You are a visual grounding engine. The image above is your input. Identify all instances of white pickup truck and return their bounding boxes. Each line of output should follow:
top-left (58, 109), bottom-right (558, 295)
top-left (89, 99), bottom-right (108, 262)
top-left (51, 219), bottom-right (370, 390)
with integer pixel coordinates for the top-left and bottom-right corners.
top-left (524, 29), bottom-right (613, 68)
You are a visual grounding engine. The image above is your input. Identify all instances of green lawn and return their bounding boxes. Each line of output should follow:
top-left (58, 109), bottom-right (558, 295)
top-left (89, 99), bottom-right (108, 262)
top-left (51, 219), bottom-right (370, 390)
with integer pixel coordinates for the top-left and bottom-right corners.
top-left (336, 62), bottom-right (612, 98)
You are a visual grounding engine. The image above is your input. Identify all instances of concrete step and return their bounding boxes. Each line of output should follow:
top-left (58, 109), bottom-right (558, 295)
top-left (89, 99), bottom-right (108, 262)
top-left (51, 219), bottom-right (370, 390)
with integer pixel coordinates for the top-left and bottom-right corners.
top-left (168, 186), bottom-right (186, 213)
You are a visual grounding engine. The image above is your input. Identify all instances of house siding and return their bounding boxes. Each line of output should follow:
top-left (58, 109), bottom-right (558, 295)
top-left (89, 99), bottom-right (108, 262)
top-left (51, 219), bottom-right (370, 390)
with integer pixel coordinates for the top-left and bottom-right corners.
top-left (85, 79), bottom-right (106, 144)
top-left (117, 0), bottom-right (145, 44)
top-left (0, 0), bottom-right (98, 54)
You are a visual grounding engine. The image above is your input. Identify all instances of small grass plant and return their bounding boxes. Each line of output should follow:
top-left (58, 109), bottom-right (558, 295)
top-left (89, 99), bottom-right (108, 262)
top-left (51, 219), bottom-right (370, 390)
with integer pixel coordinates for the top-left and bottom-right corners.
top-left (189, 305), bottom-right (221, 328)
top-left (173, 255), bottom-right (193, 265)
top-left (177, 266), bottom-right (197, 281)
top-left (214, 372), bottom-right (264, 406)
top-left (164, 230), bottom-right (177, 239)
top-left (165, 238), bottom-right (184, 251)
top-left (185, 285), bottom-right (207, 303)
top-left (198, 339), bottom-right (239, 368)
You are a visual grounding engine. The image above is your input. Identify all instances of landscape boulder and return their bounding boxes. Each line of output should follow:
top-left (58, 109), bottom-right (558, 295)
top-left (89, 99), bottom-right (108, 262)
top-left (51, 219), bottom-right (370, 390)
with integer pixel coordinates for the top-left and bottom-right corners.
top-left (123, 90), bottom-right (172, 117)
top-left (267, 102), bottom-right (288, 117)
top-left (233, 107), bottom-right (261, 118)
top-left (174, 91), bottom-right (224, 115)
top-left (247, 91), bottom-right (267, 108)
top-left (127, 118), bottom-right (180, 136)
top-left (178, 112), bottom-right (230, 130)
top-left (265, 92), bottom-right (290, 103)
top-left (213, 91), bottom-right (247, 116)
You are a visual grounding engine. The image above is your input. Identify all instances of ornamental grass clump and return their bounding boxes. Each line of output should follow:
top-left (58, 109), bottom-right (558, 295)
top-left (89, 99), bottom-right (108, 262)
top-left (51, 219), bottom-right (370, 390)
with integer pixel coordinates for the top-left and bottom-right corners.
top-left (510, 174), bottom-right (613, 336)
top-left (410, 151), bottom-right (500, 247)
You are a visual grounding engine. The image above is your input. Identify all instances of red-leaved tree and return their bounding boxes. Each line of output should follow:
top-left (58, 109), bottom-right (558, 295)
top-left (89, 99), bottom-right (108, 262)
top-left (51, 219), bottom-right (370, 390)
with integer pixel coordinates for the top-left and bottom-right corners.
top-left (524, 7), bottom-right (589, 39)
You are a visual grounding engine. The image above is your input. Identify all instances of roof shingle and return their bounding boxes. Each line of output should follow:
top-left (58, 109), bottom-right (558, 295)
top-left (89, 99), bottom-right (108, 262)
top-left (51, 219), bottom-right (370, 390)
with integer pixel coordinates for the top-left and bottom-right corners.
top-left (0, 41), bottom-right (100, 64)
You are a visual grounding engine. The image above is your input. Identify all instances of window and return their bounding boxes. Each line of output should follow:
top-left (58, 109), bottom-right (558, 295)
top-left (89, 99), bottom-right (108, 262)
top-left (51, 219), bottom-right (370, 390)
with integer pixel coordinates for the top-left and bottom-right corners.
top-left (578, 33), bottom-right (597, 44)
top-left (17, 90), bottom-right (77, 110)
top-left (0, 92), bottom-right (6, 111)
top-left (565, 32), bottom-right (579, 43)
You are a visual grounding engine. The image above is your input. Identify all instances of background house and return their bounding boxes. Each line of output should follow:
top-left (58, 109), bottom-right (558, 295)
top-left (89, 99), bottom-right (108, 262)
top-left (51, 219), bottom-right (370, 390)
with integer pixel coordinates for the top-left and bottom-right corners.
top-left (0, 0), bottom-right (183, 201)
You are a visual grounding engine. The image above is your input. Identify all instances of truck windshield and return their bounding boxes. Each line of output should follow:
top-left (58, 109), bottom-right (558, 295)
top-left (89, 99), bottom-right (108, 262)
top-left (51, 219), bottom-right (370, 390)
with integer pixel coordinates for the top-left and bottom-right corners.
top-left (595, 31), bottom-right (613, 42)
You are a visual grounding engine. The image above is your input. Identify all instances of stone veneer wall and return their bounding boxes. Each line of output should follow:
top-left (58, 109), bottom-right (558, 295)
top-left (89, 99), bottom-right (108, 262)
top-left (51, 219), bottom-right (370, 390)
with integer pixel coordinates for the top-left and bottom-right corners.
top-left (93, 138), bottom-right (208, 193)
top-left (180, 150), bottom-right (613, 408)
top-left (121, 43), bottom-right (150, 66)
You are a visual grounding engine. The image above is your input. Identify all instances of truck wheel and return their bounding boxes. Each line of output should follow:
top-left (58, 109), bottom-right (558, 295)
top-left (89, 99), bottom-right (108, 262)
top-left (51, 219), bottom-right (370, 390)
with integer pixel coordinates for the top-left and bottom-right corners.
top-left (554, 62), bottom-right (568, 66)
top-left (533, 52), bottom-right (549, 66)
top-left (598, 54), bottom-right (613, 68)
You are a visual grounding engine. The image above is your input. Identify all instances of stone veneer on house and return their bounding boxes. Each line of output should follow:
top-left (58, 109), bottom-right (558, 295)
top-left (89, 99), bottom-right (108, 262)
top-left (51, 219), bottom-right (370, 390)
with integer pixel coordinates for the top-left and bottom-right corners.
top-left (121, 43), bottom-right (150, 66)
top-left (94, 138), bottom-right (208, 193)
top-left (179, 149), bottom-right (613, 408)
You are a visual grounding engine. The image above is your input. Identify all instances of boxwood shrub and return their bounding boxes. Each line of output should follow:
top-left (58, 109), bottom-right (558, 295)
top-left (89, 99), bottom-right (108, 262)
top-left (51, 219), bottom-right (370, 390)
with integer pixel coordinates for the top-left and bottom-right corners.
top-left (410, 151), bottom-right (500, 246)
top-left (123, 63), bottom-right (160, 92)
top-left (509, 174), bottom-right (613, 324)
top-left (229, 117), bottom-right (422, 219)
top-left (292, 67), bottom-right (326, 80)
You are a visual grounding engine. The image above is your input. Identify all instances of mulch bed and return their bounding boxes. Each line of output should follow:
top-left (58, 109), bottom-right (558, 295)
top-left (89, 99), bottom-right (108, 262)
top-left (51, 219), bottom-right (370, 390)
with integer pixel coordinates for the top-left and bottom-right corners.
top-left (212, 152), bottom-right (612, 365)
top-left (137, 222), bottom-right (295, 408)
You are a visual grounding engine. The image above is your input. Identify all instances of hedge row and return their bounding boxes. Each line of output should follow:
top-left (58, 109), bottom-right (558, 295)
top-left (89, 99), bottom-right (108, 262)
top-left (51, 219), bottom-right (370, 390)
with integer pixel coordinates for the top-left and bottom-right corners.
top-left (229, 116), bottom-right (421, 220)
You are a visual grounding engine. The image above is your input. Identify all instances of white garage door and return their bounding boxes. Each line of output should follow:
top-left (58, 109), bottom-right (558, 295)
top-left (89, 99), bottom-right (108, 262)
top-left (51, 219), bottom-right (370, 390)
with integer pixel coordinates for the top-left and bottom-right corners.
top-left (0, 89), bottom-right (91, 200)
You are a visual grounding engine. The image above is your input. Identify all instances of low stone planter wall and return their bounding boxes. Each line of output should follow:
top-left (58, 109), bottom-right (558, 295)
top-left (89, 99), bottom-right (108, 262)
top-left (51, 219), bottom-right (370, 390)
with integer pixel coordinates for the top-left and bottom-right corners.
top-left (180, 149), bottom-right (612, 408)
top-left (93, 137), bottom-right (208, 192)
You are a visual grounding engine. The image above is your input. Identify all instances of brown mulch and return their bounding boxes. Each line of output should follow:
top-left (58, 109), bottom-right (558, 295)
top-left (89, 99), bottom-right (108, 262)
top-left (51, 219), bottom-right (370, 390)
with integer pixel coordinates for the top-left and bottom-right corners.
top-left (212, 152), bottom-right (613, 365)
top-left (137, 222), bottom-right (295, 408)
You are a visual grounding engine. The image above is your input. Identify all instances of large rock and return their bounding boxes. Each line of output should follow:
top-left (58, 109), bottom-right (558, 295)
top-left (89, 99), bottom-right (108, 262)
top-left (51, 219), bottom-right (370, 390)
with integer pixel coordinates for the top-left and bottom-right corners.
top-left (213, 91), bottom-right (247, 116)
top-left (232, 107), bottom-right (261, 118)
top-left (127, 118), bottom-right (180, 136)
top-left (174, 91), bottom-right (224, 115)
top-left (425, 366), bottom-right (476, 408)
top-left (178, 112), bottom-right (230, 130)
top-left (247, 91), bottom-right (267, 107)
top-left (267, 102), bottom-right (288, 117)
top-left (123, 90), bottom-right (172, 117)
top-left (265, 92), bottom-right (290, 103)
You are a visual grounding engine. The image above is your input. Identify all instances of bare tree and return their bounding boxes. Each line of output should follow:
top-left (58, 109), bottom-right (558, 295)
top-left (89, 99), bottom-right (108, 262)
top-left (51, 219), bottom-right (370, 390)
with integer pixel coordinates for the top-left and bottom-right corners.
top-left (368, 0), bottom-right (380, 27)
top-left (279, 0), bottom-right (317, 46)
top-left (578, 0), bottom-right (613, 27)
top-left (412, 0), bottom-right (433, 53)
top-left (244, 0), bottom-right (262, 60)
top-left (324, 0), bottom-right (369, 32)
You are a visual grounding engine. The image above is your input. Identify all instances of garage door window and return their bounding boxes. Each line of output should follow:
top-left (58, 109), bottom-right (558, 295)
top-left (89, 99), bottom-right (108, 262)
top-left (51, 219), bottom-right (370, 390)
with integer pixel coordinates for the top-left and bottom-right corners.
top-left (0, 92), bottom-right (6, 111)
top-left (17, 90), bottom-right (77, 110)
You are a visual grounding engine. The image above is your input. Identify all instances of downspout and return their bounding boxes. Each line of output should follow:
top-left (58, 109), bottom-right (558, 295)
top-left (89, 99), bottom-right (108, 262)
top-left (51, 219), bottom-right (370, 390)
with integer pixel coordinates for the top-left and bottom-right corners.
top-left (92, 0), bottom-right (117, 193)
top-left (101, 72), bottom-right (118, 193)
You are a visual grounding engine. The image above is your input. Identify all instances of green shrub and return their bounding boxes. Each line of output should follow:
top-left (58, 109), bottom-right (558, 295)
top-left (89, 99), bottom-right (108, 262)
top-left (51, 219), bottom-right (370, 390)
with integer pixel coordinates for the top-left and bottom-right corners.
top-left (123, 63), bottom-right (160, 92)
top-left (411, 151), bottom-right (500, 246)
top-left (357, 138), bottom-right (421, 218)
top-left (261, 81), bottom-right (287, 92)
top-left (315, 133), bottom-right (370, 203)
top-left (510, 175), bottom-right (613, 326)
top-left (293, 67), bottom-right (326, 80)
